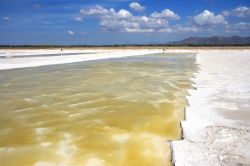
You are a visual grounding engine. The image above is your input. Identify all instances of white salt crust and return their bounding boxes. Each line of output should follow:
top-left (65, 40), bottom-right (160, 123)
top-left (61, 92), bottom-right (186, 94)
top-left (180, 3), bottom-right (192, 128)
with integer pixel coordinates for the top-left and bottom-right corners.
top-left (172, 50), bottom-right (250, 166)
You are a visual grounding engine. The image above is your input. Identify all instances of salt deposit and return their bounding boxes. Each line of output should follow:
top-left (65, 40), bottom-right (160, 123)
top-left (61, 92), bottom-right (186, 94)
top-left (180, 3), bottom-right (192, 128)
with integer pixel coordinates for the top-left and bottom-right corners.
top-left (0, 49), bottom-right (161, 70)
top-left (172, 49), bottom-right (250, 166)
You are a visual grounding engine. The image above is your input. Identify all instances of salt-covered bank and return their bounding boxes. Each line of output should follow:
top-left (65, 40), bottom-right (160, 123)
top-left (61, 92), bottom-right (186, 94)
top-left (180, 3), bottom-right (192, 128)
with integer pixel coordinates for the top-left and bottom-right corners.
top-left (172, 49), bottom-right (250, 165)
top-left (0, 49), bottom-right (163, 70)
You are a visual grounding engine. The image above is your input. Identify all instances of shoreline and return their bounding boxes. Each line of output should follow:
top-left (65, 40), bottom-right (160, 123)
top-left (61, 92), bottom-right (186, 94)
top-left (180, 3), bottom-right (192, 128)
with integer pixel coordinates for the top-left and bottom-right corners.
top-left (1, 48), bottom-right (250, 71)
top-left (1, 46), bottom-right (250, 49)
top-left (0, 49), bottom-right (162, 70)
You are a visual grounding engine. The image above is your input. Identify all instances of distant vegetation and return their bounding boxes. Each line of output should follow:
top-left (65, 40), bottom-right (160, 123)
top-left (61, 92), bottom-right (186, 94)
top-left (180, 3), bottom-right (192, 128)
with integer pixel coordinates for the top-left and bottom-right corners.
top-left (0, 36), bottom-right (250, 48)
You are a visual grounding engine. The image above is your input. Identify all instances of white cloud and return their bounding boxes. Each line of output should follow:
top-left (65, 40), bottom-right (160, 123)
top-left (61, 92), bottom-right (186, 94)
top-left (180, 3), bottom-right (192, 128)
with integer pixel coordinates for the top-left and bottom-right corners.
top-left (151, 9), bottom-right (180, 19)
top-left (129, 2), bottom-right (146, 12)
top-left (80, 5), bottom-right (109, 16)
top-left (117, 9), bottom-right (132, 18)
top-left (77, 5), bottom-right (216, 34)
top-left (75, 16), bottom-right (83, 22)
top-left (74, 4), bottom-right (250, 36)
top-left (234, 6), bottom-right (250, 17)
top-left (222, 6), bottom-right (250, 18)
top-left (177, 26), bottom-right (199, 32)
top-left (229, 22), bottom-right (250, 31)
top-left (3, 16), bottom-right (11, 21)
top-left (234, 22), bottom-right (250, 30)
top-left (222, 11), bottom-right (230, 17)
top-left (77, 5), bottom-right (181, 33)
top-left (222, 22), bottom-right (250, 33)
top-left (193, 10), bottom-right (227, 26)
top-left (100, 15), bottom-right (170, 33)
top-left (78, 5), bottom-right (250, 34)
top-left (68, 30), bottom-right (75, 35)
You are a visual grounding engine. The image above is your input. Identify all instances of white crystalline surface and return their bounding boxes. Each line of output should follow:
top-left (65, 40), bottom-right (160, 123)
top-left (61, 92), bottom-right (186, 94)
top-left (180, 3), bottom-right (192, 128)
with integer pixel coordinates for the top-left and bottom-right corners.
top-left (172, 50), bottom-right (250, 166)
top-left (0, 48), bottom-right (197, 70)
top-left (0, 49), bottom-right (161, 70)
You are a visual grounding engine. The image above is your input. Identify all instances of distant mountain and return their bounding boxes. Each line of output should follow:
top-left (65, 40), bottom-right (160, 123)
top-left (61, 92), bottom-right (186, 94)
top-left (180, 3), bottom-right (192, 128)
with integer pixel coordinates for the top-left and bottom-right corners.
top-left (171, 36), bottom-right (250, 45)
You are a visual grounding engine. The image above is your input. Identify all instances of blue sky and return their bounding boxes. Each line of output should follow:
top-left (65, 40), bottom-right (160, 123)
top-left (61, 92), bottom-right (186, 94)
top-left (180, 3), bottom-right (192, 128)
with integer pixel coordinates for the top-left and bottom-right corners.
top-left (0, 0), bottom-right (250, 45)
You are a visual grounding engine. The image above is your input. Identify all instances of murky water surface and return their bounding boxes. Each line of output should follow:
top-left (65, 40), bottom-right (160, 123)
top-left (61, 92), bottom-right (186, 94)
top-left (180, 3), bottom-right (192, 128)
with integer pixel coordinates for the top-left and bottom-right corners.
top-left (0, 53), bottom-right (196, 166)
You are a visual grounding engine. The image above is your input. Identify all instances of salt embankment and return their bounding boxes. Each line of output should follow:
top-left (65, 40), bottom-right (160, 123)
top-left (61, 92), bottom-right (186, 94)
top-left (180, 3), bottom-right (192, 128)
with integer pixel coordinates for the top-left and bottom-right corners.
top-left (172, 50), bottom-right (250, 165)
top-left (0, 49), bottom-right (163, 70)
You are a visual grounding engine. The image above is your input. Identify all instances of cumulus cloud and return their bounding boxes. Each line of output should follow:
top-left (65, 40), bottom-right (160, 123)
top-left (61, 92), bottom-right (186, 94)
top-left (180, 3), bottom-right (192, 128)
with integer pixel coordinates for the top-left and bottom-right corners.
top-left (80, 6), bottom-right (132, 19)
top-left (100, 15), bottom-right (169, 33)
top-left (220, 21), bottom-right (250, 34)
top-left (193, 10), bottom-right (227, 26)
top-left (129, 2), bottom-right (146, 12)
top-left (222, 6), bottom-right (250, 18)
top-left (234, 22), bottom-right (250, 30)
top-left (80, 5), bottom-right (109, 16)
top-left (77, 5), bottom-right (180, 33)
top-left (116, 9), bottom-right (132, 18)
top-left (77, 5), bottom-right (250, 34)
top-left (68, 30), bottom-right (75, 35)
top-left (227, 22), bottom-right (250, 32)
top-left (3, 16), bottom-right (11, 21)
top-left (151, 9), bottom-right (180, 19)
top-left (74, 4), bottom-right (250, 35)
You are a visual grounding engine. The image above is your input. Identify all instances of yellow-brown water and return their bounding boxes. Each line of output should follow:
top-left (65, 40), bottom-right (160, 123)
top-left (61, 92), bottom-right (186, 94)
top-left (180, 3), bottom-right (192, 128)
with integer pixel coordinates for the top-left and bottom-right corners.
top-left (0, 53), bottom-right (196, 166)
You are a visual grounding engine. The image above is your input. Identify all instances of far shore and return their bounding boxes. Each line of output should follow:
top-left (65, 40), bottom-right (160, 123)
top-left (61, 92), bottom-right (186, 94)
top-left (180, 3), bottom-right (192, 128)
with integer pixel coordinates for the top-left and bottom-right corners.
top-left (1, 46), bottom-right (250, 50)
top-left (1, 47), bottom-right (250, 70)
